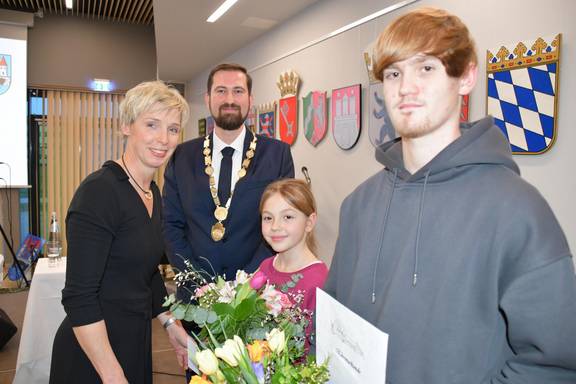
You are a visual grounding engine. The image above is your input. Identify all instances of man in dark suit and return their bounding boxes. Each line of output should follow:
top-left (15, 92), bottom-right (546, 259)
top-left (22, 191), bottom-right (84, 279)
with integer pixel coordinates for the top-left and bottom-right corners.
top-left (162, 63), bottom-right (294, 304)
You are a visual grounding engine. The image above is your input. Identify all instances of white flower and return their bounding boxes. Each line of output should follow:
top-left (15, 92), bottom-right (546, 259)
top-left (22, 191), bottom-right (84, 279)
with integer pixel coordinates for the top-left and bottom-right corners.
top-left (215, 336), bottom-right (244, 366)
top-left (217, 281), bottom-right (236, 303)
top-left (195, 349), bottom-right (219, 375)
top-left (260, 284), bottom-right (283, 316)
top-left (235, 270), bottom-right (250, 285)
top-left (266, 328), bottom-right (285, 354)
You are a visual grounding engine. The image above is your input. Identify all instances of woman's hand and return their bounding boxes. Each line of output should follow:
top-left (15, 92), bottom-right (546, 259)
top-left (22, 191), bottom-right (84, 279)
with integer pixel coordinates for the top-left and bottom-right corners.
top-left (165, 320), bottom-right (191, 368)
top-left (72, 321), bottom-right (128, 383)
top-left (158, 311), bottom-right (199, 369)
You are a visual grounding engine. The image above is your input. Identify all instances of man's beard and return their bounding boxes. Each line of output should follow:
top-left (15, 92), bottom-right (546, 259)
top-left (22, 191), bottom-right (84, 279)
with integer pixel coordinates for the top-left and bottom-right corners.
top-left (212, 103), bottom-right (248, 131)
top-left (395, 119), bottom-right (432, 139)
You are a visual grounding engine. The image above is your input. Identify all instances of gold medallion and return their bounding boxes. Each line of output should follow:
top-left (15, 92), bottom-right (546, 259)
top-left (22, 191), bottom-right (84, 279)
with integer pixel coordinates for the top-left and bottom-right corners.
top-left (211, 222), bottom-right (225, 241)
top-left (214, 206), bottom-right (228, 221)
top-left (204, 133), bottom-right (258, 242)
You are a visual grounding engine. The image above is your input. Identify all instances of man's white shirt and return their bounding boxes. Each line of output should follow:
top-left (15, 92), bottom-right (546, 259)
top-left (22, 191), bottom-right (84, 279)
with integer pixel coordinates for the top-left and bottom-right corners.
top-left (212, 126), bottom-right (247, 206)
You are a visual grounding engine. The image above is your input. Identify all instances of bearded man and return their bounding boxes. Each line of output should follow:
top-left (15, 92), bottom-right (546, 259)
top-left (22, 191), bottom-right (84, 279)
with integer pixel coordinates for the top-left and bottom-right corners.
top-left (163, 63), bottom-right (294, 301)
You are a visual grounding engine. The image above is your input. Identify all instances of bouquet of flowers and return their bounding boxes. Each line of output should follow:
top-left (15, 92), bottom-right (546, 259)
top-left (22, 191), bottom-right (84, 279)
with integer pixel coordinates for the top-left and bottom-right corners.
top-left (163, 260), bottom-right (329, 384)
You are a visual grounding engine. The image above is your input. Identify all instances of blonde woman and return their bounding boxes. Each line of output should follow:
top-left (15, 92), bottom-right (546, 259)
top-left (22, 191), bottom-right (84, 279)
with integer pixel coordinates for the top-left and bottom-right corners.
top-left (50, 81), bottom-right (191, 384)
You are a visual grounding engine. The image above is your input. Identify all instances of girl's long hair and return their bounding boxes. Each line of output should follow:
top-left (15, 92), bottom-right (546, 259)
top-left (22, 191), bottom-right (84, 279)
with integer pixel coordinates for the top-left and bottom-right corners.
top-left (259, 178), bottom-right (318, 255)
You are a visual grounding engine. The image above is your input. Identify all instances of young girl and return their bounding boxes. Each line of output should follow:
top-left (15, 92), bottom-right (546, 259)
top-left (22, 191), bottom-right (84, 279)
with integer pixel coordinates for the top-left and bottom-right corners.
top-left (257, 179), bottom-right (328, 329)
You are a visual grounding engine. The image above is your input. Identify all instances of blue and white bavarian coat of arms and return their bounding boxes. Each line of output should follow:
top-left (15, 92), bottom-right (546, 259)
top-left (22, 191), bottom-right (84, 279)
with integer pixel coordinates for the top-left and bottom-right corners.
top-left (0, 54), bottom-right (11, 95)
top-left (486, 34), bottom-right (561, 154)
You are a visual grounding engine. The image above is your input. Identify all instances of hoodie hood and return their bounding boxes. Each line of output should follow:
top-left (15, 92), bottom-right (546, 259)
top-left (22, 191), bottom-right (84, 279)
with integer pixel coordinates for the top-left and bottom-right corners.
top-left (375, 116), bottom-right (520, 182)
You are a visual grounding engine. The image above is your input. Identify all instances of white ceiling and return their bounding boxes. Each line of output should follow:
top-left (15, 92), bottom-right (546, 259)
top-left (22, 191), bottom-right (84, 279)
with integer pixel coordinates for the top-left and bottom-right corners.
top-left (153, 0), bottom-right (320, 82)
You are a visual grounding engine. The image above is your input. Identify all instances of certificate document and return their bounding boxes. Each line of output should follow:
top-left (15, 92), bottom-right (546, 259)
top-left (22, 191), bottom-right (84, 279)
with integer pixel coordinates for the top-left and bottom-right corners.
top-left (316, 288), bottom-right (389, 383)
top-left (187, 338), bottom-right (199, 374)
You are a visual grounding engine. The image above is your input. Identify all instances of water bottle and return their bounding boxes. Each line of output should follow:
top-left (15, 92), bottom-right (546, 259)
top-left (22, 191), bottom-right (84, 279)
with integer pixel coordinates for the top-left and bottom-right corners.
top-left (47, 212), bottom-right (61, 267)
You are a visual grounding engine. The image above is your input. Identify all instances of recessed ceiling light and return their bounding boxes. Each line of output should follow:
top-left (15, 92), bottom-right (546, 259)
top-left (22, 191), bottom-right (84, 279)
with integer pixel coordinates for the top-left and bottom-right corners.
top-left (206, 0), bottom-right (239, 23)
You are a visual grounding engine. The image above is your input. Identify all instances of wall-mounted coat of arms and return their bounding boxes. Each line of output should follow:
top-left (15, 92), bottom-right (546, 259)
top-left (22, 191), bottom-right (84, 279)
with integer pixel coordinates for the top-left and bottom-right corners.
top-left (486, 34), bottom-right (561, 154)
top-left (277, 71), bottom-right (299, 146)
top-left (0, 54), bottom-right (12, 95)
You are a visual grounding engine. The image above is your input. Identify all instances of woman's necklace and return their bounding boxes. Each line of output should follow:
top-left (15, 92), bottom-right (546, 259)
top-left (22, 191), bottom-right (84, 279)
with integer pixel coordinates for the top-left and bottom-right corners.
top-left (204, 132), bottom-right (257, 241)
top-left (121, 153), bottom-right (153, 200)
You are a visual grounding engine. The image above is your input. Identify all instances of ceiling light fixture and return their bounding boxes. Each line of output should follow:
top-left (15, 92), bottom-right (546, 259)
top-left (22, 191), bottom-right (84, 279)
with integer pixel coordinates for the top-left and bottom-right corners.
top-left (206, 0), bottom-right (239, 23)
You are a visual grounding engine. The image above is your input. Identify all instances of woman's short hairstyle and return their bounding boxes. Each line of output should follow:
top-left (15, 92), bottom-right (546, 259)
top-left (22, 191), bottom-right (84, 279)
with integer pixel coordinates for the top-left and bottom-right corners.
top-left (119, 81), bottom-right (190, 128)
top-left (374, 7), bottom-right (477, 80)
top-left (259, 178), bottom-right (318, 255)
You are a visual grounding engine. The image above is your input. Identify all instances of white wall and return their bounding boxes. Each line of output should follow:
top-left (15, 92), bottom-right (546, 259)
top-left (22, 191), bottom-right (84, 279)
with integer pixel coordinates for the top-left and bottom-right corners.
top-left (185, 0), bottom-right (576, 265)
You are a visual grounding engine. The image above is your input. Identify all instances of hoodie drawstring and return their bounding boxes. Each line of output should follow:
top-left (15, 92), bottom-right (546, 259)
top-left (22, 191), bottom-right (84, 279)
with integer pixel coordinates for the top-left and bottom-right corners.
top-left (371, 169), bottom-right (398, 304)
top-left (412, 171), bottom-right (430, 287)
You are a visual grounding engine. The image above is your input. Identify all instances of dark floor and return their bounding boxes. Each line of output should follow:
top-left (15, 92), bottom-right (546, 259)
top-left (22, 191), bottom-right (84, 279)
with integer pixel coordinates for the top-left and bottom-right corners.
top-left (0, 288), bottom-right (186, 384)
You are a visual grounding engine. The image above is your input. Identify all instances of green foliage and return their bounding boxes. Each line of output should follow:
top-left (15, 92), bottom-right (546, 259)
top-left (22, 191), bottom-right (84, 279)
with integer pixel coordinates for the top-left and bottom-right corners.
top-left (271, 356), bottom-right (330, 384)
top-left (165, 264), bottom-right (329, 383)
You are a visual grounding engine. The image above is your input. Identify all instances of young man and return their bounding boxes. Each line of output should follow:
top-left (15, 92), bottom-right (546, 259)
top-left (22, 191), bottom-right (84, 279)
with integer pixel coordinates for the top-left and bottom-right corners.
top-left (163, 63), bottom-right (294, 302)
top-left (324, 8), bottom-right (576, 383)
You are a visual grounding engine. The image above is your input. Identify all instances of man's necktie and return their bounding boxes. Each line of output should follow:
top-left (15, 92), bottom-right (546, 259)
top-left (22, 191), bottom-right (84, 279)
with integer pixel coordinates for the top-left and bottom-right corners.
top-left (218, 146), bottom-right (235, 204)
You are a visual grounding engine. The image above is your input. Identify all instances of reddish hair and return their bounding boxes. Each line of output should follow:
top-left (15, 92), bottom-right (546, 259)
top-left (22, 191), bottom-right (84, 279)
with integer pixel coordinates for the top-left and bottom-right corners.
top-left (374, 8), bottom-right (477, 80)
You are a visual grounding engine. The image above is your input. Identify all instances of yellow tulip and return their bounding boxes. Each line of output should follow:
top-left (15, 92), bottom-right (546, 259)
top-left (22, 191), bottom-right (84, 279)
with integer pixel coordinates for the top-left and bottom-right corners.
top-left (189, 375), bottom-right (212, 384)
top-left (247, 340), bottom-right (270, 362)
top-left (195, 349), bottom-right (219, 376)
top-left (215, 337), bottom-right (243, 367)
top-left (266, 328), bottom-right (285, 354)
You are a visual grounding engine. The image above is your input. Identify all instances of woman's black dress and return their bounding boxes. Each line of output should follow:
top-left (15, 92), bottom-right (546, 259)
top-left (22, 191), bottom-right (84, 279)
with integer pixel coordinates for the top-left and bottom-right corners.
top-left (50, 161), bottom-right (168, 383)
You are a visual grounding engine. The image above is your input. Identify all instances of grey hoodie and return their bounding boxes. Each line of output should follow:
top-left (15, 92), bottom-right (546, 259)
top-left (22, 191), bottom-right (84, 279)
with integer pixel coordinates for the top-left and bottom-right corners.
top-left (324, 117), bottom-right (576, 383)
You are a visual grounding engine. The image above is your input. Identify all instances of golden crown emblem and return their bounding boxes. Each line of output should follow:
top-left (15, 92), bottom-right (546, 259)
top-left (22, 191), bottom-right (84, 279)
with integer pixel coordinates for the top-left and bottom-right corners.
top-left (486, 34), bottom-right (560, 72)
top-left (258, 102), bottom-right (276, 114)
top-left (363, 52), bottom-right (379, 84)
top-left (276, 71), bottom-right (300, 98)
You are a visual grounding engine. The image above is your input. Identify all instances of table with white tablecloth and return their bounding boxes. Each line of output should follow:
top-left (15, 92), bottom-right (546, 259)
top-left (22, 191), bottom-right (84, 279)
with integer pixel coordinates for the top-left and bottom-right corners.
top-left (13, 257), bottom-right (66, 384)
